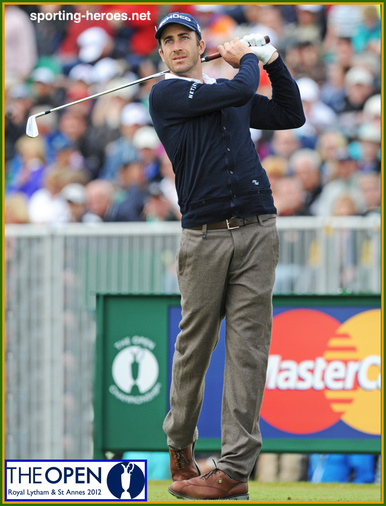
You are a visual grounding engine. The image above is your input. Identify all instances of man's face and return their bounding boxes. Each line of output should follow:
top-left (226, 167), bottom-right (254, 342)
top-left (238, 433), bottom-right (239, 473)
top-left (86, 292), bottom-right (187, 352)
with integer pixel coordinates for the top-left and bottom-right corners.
top-left (159, 24), bottom-right (205, 76)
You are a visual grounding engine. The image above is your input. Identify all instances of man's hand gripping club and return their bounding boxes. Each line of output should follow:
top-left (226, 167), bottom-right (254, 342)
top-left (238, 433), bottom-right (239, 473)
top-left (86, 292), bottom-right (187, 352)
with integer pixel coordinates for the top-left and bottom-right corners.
top-left (218, 33), bottom-right (277, 68)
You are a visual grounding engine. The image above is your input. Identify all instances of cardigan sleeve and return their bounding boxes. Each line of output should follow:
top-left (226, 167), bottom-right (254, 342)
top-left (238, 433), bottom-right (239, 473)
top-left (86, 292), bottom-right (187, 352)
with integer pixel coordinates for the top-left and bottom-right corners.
top-left (150, 53), bottom-right (260, 119)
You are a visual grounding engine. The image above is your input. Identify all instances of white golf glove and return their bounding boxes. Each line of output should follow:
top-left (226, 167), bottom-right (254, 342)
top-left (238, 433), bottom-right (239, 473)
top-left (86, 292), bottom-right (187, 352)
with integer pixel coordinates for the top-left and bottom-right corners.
top-left (242, 33), bottom-right (277, 65)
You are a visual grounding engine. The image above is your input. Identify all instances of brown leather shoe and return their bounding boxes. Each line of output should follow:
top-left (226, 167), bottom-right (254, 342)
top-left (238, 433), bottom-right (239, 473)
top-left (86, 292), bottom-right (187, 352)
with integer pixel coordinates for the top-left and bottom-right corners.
top-left (169, 440), bottom-right (201, 482)
top-left (168, 468), bottom-right (249, 500)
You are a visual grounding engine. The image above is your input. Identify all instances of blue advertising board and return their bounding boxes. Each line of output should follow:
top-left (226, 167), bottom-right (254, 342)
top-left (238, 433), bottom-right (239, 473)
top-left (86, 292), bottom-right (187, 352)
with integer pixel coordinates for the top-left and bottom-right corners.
top-left (168, 295), bottom-right (381, 453)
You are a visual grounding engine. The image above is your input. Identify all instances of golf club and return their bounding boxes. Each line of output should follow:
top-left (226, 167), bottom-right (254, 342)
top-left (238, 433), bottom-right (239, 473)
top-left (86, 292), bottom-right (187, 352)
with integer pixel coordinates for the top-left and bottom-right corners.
top-left (26, 35), bottom-right (270, 138)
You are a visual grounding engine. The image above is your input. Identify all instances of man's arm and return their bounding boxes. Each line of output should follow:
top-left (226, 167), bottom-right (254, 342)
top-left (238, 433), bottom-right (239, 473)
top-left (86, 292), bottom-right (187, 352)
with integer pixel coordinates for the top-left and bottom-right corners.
top-left (249, 55), bottom-right (305, 130)
top-left (150, 52), bottom-right (260, 119)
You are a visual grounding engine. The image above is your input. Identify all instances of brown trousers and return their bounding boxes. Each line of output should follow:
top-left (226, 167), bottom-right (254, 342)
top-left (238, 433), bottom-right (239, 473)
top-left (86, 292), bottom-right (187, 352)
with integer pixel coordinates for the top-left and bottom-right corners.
top-left (163, 216), bottom-right (279, 482)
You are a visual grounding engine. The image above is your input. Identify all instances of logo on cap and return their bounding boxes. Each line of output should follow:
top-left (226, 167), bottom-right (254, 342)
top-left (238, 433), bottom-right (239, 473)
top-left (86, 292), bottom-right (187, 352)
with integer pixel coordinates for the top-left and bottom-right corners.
top-left (155, 12), bottom-right (201, 40)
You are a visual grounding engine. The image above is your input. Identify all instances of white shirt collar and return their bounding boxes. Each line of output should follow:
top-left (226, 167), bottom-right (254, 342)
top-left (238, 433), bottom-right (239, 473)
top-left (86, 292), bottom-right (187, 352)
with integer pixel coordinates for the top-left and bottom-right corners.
top-left (165, 72), bottom-right (216, 84)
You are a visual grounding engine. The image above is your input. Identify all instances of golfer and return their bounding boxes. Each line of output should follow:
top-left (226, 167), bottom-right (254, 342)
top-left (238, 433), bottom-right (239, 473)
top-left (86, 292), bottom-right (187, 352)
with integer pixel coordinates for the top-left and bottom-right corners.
top-left (149, 12), bottom-right (305, 501)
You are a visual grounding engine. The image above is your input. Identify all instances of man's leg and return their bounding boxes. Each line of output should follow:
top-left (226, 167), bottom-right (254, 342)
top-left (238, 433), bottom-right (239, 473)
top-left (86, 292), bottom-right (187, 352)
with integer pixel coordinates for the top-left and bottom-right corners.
top-left (218, 217), bottom-right (279, 482)
top-left (163, 228), bottom-right (234, 449)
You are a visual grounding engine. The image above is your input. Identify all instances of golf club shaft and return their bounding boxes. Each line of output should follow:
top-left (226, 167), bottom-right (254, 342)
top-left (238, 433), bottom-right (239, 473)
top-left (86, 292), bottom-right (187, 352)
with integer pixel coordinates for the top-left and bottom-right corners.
top-left (26, 35), bottom-right (270, 136)
top-left (33, 51), bottom-right (224, 120)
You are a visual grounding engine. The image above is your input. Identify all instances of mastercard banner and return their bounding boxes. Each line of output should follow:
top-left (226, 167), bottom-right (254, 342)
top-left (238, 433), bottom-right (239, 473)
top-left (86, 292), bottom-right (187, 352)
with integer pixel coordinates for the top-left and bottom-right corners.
top-left (168, 294), bottom-right (381, 454)
top-left (260, 295), bottom-right (381, 453)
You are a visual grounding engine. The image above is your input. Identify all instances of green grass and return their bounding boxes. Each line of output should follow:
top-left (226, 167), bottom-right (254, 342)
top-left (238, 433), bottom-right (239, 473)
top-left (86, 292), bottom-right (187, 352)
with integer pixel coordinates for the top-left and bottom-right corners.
top-left (147, 480), bottom-right (382, 503)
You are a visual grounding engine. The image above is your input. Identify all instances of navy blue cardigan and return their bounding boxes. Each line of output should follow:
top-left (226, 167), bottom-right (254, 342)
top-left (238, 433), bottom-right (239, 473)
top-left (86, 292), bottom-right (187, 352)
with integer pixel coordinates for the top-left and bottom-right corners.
top-left (149, 53), bottom-right (305, 228)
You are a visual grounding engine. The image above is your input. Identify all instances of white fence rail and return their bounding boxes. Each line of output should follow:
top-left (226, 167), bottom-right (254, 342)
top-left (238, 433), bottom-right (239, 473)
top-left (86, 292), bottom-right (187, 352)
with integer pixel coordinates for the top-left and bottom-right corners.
top-left (4, 217), bottom-right (381, 459)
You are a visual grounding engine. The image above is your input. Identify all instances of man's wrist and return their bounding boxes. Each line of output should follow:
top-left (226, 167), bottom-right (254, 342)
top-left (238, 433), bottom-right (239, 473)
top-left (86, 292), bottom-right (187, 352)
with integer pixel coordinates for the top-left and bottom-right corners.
top-left (265, 51), bottom-right (279, 65)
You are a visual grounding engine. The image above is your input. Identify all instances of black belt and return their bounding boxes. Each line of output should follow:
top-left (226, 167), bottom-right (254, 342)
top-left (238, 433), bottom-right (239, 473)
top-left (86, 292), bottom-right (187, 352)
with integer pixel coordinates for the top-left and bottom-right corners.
top-left (189, 214), bottom-right (276, 231)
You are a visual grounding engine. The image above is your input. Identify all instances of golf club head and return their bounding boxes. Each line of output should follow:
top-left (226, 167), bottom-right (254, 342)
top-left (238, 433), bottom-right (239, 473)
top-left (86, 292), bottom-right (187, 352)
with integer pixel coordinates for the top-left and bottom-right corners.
top-left (26, 115), bottom-right (39, 138)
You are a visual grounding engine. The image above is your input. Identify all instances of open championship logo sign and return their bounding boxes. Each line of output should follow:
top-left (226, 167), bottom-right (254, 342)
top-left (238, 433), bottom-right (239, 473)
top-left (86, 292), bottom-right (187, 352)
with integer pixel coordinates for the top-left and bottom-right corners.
top-left (5, 460), bottom-right (147, 502)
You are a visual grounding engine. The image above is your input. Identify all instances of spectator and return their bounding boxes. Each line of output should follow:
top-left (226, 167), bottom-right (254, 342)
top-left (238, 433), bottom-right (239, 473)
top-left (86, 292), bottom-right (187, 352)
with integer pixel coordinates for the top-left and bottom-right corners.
top-left (362, 94), bottom-right (381, 128)
top-left (359, 173), bottom-right (381, 216)
top-left (313, 148), bottom-right (365, 217)
top-left (320, 62), bottom-right (346, 113)
top-left (256, 454), bottom-right (308, 483)
top-left (342, 66), bottom-right (375, 113)
top-left (260, 155), bottom-right (287, 193)
top-left (143, 182), bottom-right (180, 222)
top-left (323, 5), bottom-right (363, 53)
top-left (296, 77), bottom-right (337, 142)
top-left (77, 26), bottom-right (114, 66)
top-left (158, 151), bottom-right (181, 220)
top-left (61, 183), bottom-right (102, 223)
top-left (30, 4), bottom-right (72, 56)
top-left (273, 176), bottom-right (308, 217)
top-left (27, 168), bottom-right (70, 224)
top-left (57, 110), bottom-right (105, 180)
top-left (355, 123), bottom-right (381, 173)
top-left (315, 130), bottom-right (348, 185)
top-left (288, 5), bottom-right (325, 46)
top-left (132, 126), bottom-right (162, 182)
top-left (352, 5), bottom-right (381, 54)
top-left (29, 66), bottom-right (64, 108)
top-left (85, 179), bottom-right (114, 221)
top-left (5, 81), bottom-right (34, 172)
top-left (270, 129), bottom-right (301, 161)
top-left (308, 454), bottom-right (376, 483)
top-left (100, 102), bottom-right (149, 181)
top-left (7, 135), bottom-right (46, 198)
top-left (4, 192), bottom-right (30, 224)
top-left (107, 161), bottom-right (147, 222)
top-left (4, 5), bottom-right (37, 80)
top-left (289, 148), bottom-right (322, 215)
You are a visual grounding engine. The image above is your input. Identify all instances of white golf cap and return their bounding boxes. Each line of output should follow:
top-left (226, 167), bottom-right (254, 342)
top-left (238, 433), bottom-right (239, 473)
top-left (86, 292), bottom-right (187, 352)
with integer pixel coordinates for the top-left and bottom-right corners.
top-left (132, 126), bottom-right (160, 150)
top-left (297, 5), bottom-right (323, 12)
top-left (121, 103), bottom-right (149, 126)
top-left (31, 67), bottom-right (56, 85)
top-left (69, 63), bottom-right (94, 84)
top-left (92, 57), bottom-right (120, 83)
top-left (77, 27), bottom-right (110, 63)
top-left (357, 123), bottom-right (381, 143)
top-left (363, 94), bottom-right (381, 119)
top-left (61, 183), bottom-right (87, 205)
top-left (297, 77), bottom-right (319, 102)
top-left (345, 67), bottom-right (373, 87)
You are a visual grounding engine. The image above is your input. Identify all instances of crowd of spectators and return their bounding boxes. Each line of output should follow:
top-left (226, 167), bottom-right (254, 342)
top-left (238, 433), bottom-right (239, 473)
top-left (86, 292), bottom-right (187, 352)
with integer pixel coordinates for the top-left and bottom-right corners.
top-left (4, 4), bottom-right (381, 225)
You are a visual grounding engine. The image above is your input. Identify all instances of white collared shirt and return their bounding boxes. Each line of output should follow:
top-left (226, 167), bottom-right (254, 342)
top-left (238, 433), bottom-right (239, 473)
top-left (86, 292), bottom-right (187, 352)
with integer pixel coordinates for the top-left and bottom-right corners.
top-left (165, 72), bottom-right (216, 85)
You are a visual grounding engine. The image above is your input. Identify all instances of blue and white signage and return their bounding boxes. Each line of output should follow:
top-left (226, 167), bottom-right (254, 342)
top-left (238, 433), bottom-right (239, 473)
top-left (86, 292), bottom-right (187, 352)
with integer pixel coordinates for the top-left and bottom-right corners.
top-left (5, 460), bottom-right (147, 502)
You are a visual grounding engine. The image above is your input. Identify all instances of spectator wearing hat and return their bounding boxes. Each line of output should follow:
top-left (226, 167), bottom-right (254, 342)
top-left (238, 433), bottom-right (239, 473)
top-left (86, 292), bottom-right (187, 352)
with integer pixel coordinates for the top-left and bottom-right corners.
top-left (355, 123), bottom-right (381, 173)
top-left (30, 66), bottom-right (64, 108)
top-left (100, 102), bottom-right (149, 181)
top-left (338, 66), bottom-right (376, 137)
top-left (61, 183), bottom-right (102, 223)
top-left (58, 5), bottom-right (112, 63)
top-left (342, 66), bottom-right (375, 113)
top-left (296, 77), bottom-right (337, 143)
top-left (77, 27), bottom-right (114, 65)
top-left (132, 126), bottom-right (162, 182)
